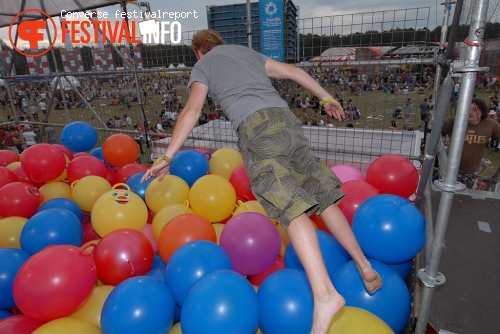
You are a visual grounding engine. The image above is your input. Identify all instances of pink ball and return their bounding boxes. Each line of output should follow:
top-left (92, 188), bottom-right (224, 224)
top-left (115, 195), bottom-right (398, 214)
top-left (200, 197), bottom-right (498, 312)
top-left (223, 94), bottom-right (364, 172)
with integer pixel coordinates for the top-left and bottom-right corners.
top-left (330, 164), bottom-right (365, 182)
top-left (141, 223), bottom-right (158, 252)
top-left (219, 212), bottom-right (280, 276)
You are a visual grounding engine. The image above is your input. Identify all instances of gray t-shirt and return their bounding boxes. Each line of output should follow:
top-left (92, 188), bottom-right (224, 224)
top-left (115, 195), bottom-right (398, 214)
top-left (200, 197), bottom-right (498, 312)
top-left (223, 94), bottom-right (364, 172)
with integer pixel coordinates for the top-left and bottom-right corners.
top-left (187, 45), bottom-right (289, 131)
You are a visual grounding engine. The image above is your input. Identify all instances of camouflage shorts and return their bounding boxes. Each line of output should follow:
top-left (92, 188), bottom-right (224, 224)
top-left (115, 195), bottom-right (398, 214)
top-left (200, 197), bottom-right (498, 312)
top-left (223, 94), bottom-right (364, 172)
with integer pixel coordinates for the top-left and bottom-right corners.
top-left (237, 107), bottom-right (344, 230)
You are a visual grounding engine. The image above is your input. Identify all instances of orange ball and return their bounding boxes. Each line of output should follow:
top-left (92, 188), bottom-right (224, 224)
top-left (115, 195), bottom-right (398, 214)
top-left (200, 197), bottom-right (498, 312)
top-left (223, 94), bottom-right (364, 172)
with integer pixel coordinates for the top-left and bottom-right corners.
top-left (102, 134), bottom-right (139, 167)
top-left (157, 213), bottom-right (216, 263)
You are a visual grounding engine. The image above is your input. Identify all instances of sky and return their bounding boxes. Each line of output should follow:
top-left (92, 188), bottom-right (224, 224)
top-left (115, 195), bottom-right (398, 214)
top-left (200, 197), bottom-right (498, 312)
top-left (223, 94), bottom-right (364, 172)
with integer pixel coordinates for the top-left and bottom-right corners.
top-left (0, 0), bottom-right (496, 50)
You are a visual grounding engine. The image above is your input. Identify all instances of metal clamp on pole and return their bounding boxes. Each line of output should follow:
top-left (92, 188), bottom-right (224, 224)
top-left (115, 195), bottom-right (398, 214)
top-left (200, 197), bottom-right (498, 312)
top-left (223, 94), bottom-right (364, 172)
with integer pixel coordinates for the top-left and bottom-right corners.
top-left (418, 268), bottom-right (446, 288)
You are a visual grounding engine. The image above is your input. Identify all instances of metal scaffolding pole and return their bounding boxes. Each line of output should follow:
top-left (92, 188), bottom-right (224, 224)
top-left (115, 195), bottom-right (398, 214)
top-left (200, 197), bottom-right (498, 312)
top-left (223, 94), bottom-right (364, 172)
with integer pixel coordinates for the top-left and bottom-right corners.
top-left (414, 0), bottom-right (490, 332)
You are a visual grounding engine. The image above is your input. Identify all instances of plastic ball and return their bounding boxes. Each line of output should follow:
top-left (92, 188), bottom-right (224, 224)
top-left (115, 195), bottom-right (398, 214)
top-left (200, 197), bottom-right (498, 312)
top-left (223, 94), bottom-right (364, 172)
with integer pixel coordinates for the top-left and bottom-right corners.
top-left (0, 315), bottom-right (45, 333)
top-left (330, 164), bottom-right (365, 182)
top-left (71, 175), bottom-right (111, 213)
top-left (189, 174), bottom-right (237, 223)
top-left (0, 309), bottom-right (12, 320)
top-left (328, 306), bottom-right (394, 333)
top-left (151, 201), bottom-right (194, 241)
top-left (13, 244), bottom-right (97, 322)
top-left (248, 256), bottom-right (285, 286)
top-left (52, 144), bottom-right (74, 160)
top-left (0, 182), bottom-right (42, 218)
top-left (6, 161), bottom-right (20, 170)
top-left (89, 146), bottom-right (112, 168)
top-left (12, 166), bottom-right (44, 188)
top-left (32, 317), bottom-right (102, 334)
top-left (114, 163), bottom-right (149, 184)
top-left (352, 194), bottom-right (425, 264)
top-left (102, 134), bottom-right (139, 167)
top-left (101, 276), bottom-right (175, 334)
top-left (93, 229), bottom-right (154, 285)
top-left (125, 172), bottom-right (152, 202)
top-left (60, 121), bottom-right (98, 152)
top-left (67, 155), bottom-right (108, 184)
top-left (38, 198), bottom-right (83, 222)
top-left (145, 175), bottom-right (190, 213)
top-left (0, 150), bottom-right (20, 167)
top-left (141, 223), bottom-right (158, 253)
top-left (284, 230), bottom-right (350, 279)
top-left (169, 149), bottom-right (210, 187)
top-left (20, 209), bottom-right (83, 255)
top-left (332, 259), bottom-right (411, 334)
top-left (338, 180), bottom-right (380, 225)
top-left (91, 184), bottom-right (148, 237)
top-left (157, 213), bottom-right (216, 263)
top-left (366, 154), bottom-right (419, 198)
top-left (71, 285), bottom-right (115, 328)
top-left (21, 144), bottom-right (67, 183)
top-left (181, 270), bottom-right (259, 334)
top-left (257, 269), bottom-right (313, 334)
top-left (208, 148), bottom-right (244, 180)
top-left (0, 166), bottom-right (18, 188)
top-left (229, 164), bottom-right (256, 201)
top-left (166, 241), bottom-right (233, 307)
top-left (0, 248), bottom-right (31, 309)
top-left (0, 216), bottom-right (27, 248)
top-left (386, 258), bottom-right (413, 279)
top-left (38, 181), bottom-right (72, 203)
top-left (232, 199), bottom-right (267, 217)
top-left (220, 212), bottom-right (280, 276)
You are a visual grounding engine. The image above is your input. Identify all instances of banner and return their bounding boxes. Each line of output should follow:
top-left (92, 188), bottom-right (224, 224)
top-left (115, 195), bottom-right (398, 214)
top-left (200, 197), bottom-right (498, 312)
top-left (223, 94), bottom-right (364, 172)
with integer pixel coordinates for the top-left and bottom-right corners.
top-left (259, 0), bottom-right (284, 61)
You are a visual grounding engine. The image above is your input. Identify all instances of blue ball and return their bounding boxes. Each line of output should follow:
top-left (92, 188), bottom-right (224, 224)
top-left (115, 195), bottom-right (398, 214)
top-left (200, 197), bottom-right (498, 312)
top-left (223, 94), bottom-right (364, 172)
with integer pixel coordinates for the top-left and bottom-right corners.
top-left (151, 253), bottom-right (166, 270)
top-left (20, 209), bottom-right (83, 255)
top-left (386, 259), bottom-right (413, 279)
top-left (0, 248), bottom-right (31, 309)
top-left (38, 198), bottom-right (84, 222)
top-left (257, 269), bottom-right (313, 334)
top-left (126, 172), bottom-right (152, 202)
top-left (145, 267), bottom-right (166, 283)
top-left (90, 147), bottom-right (112, 168)
top-left (166, 240), bottom-right (233, 307)
top-left (0, 309), bottom-right (12, 320)
top-left (284, 230), bottom-right (350, 279)
top-left (332, 259), bottom-right (411, 333)
top-left (352, 194), bottom-right (425, 264)
top-left (101, 276), bottom-right (176, 334)
top-left (60, 121), bottom-right (98, 152)
top-left (169, 150), bottom-right (209, 187)
top-left (181, 269), bottom-right (258, 334)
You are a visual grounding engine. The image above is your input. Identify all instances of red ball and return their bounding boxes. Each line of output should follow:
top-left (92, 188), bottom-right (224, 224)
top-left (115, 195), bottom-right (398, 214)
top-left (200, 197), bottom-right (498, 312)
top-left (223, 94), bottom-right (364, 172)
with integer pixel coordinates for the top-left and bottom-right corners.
top-left (0, 315), bottom-right (45, 333)
top-left (0, 150), bottom-right (20, 167)
top-left (248, 256), bottom-right (285, 286)
top-left (338, 180), bottom-right (380, 225)
top-left (12, 245), bottom-right (97, 322)
top-left (113, 163), bottom-right (149, 184)
top-left (0, 166), bottom-right (19, 189)
top-left (52, 144), bottom-right (74, 160)
top-left (12, 166), bottom-right (44, 188)
top-left (0, 182), bottom-right (42, 218)
top-left (310, 213), bottom-right (329, 233)
top-left (102, 134), bottom-right (139, 167)
top-left (366, 154), bottom-right (419, 199)
top-left (93, 229), bottom-right (154, 285)
top-left (67, 155), bottom-right (108, 184)
top-left (229, 164), bottom-right (256, 201)
top-left (20, 144), bottom-right (66, 182)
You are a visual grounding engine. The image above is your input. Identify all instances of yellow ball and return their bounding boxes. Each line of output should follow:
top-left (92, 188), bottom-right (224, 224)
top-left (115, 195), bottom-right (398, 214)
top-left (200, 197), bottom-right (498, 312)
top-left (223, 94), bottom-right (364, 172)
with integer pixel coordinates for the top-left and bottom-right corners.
top-left (6, 161), bottom-right (21, 170)
top-left (208, 148), bottom-right (243, 180)
top-left (33, 317), bottom-right (102, 334)
top-left (72, 176), bottom-right (111, 212)
top-left (328, 306), bottom-right (394, 334)
top-left (151, 201), bottom-right (194, 241)
top-left (169, 322), bottom-right (182, 334)
top-left (232, 200), bottom-right (268, 217)
top-left (39, 181), bottom-right (73, 203)
top-left (189, 174), bottom-right (236, 223)
top-left (70, 285), bottom-right (114, 328)
top-left (0, 216), bottom-right (27, 248)
top-left (145, 175), bottom-right (190, 213)
top-left (212, 223), bottom-right (225, 244)
top-left (46, 153), bottom-right (70, 183)
top-left (91, 183), bottom-right (148, 237)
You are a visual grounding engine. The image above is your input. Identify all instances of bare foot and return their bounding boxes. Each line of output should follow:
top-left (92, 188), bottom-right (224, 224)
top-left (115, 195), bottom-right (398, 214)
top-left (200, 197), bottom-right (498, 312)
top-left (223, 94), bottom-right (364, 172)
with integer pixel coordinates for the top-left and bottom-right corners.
top-left (357, 264), bottom-right (382, 294)
top-left (310, 292), bottom-right (345, 334)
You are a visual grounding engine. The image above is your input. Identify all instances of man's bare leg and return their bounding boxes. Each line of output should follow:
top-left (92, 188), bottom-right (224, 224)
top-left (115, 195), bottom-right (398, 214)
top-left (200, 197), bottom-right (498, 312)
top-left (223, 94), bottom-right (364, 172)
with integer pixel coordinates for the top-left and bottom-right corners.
top-left (319, 204), bottom-right (382, 293)
top-left (287, 214), bottom-right (345, 334)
